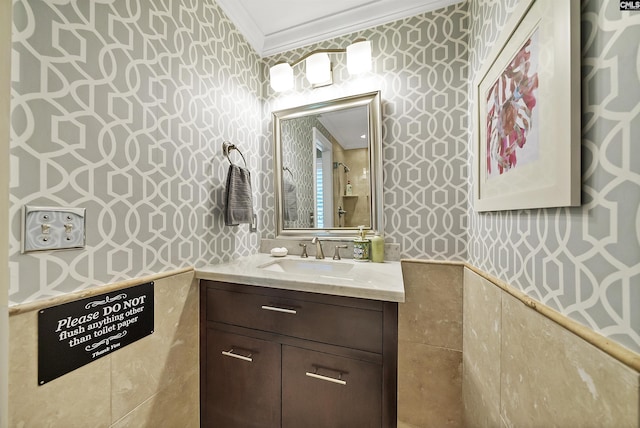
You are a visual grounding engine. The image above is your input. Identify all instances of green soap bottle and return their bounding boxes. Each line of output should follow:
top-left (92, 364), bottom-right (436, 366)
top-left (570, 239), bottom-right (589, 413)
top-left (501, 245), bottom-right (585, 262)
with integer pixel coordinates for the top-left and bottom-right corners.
top-left (370, 232), bottom-right (384, 263)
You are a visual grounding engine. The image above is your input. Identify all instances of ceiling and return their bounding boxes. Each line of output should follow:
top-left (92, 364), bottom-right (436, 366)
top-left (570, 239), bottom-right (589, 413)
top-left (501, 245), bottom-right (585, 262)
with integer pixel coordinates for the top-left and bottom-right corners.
top-left (318, 108), bottom-right (368, 151)
top-left (216, 0), bottom-right (464, 57)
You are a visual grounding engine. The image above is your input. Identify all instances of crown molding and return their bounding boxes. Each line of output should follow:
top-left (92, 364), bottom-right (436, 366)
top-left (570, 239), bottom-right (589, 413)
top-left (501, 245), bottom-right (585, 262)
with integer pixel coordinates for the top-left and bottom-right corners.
top-left (217, 0), bottom-right (465, 57)
top-left (216, 0), bottom-right (266, 54)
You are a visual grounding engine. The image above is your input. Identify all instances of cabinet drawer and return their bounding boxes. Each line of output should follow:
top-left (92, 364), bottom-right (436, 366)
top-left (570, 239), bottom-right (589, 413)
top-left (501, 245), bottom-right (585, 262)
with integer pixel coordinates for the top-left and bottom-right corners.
top-left (206, 287), bottom-right (383, 353)
top-left (282, 345), bottom-right (382, 428)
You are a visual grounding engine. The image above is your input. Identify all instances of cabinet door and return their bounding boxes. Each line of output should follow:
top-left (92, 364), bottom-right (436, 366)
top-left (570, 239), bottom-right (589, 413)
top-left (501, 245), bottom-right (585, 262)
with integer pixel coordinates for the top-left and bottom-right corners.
top-left (282, 345), bottom-right (382, 428)
top-left (204, 328), bottom-right (281, 428)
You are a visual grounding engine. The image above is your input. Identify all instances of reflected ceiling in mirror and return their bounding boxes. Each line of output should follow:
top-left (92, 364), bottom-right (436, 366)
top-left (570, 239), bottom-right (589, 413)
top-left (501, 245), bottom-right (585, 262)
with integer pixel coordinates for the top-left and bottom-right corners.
top-left (273, 91), bottom-right (383, 238)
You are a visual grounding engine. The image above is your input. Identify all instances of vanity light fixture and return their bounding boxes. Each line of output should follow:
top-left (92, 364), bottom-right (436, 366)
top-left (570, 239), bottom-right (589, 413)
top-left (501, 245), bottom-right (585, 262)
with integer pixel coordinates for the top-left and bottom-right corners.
top-left (269, 39), bottom-right (372, 92)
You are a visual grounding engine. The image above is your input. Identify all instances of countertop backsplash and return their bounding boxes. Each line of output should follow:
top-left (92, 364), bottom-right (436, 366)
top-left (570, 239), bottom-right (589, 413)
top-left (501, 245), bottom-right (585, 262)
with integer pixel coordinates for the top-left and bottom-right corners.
top-left (260, 239), bottom-right (401, 261)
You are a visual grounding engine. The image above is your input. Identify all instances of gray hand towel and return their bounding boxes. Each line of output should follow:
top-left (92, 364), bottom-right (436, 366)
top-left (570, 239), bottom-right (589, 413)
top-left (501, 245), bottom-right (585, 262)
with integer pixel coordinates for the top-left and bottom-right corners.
top-left (225, 164), bottom-right (254, 226)
top-left (283, 179), bottom-right (298, 222)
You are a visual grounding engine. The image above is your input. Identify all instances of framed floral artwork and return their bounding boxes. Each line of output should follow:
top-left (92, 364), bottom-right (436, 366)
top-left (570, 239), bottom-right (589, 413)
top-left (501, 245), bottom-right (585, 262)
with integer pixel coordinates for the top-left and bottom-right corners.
top-left (473, 0), bottom-right (581, 212)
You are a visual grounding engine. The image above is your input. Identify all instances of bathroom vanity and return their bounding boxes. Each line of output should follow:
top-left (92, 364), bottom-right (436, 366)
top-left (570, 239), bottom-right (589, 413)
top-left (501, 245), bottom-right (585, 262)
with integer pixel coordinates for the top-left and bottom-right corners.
top-left (197, 254), bottom-right (404, 428)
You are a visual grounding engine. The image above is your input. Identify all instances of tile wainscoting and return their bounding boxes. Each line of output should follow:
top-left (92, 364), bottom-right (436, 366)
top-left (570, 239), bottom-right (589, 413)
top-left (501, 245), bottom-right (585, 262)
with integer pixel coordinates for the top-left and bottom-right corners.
top-left (8, 269), bottom-right (199, 428)
top-left (463, 267), bottom-right (639, 427)
top-left (399, 261), bottom-right (464, 427)
top-left (399, 260), bottom-right (640, 428)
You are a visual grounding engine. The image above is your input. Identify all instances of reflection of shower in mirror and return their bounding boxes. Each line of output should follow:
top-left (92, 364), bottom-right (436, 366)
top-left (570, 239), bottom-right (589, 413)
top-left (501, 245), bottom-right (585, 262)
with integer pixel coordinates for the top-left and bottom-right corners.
top-left (335, 162), bottom-right (350, 173)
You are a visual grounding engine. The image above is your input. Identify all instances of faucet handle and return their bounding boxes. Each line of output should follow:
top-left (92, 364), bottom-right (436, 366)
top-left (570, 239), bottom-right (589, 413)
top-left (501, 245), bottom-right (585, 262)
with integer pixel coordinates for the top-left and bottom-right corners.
top-left (333, 244), bottom-right (348, 260)
top-left (299, 243), bottom-right (308, 258)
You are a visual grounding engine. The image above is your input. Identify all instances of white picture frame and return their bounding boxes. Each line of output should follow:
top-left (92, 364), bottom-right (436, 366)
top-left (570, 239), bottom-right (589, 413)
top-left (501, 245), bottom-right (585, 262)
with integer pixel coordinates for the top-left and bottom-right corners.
top-left (473, 0), bottom-right (581, 212)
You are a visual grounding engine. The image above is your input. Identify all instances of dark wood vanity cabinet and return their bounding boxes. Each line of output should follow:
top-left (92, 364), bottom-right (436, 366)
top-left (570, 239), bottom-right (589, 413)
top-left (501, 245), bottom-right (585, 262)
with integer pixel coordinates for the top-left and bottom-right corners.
top-left (200, 280), bottom-right (398, 428)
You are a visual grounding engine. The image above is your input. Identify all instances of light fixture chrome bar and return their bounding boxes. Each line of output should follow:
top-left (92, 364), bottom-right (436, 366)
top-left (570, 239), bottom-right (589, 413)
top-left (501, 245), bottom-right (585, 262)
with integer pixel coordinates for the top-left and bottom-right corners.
top-left (289, 48), bottom-right (346, 67)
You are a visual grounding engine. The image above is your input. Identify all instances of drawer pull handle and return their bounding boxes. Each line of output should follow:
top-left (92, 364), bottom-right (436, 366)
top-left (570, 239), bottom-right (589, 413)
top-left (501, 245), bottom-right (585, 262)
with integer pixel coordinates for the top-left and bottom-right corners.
top-left (305, 371), bottom-right (347, 385)
top-left (221, 349), bottom-right (253, 362)
top-left (261, 305), bottom-right (297, 314)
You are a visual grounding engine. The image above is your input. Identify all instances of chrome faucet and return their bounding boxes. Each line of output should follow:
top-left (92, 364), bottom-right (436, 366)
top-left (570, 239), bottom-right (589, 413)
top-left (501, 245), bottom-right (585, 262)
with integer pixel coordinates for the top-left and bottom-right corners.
top-left (311, 237), bottom-right (325, 259)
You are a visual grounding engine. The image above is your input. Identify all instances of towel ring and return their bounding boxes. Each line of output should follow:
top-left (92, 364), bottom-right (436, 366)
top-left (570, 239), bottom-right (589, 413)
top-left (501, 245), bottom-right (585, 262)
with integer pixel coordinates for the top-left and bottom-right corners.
top-left (222, 141), bottom-right (247, 167)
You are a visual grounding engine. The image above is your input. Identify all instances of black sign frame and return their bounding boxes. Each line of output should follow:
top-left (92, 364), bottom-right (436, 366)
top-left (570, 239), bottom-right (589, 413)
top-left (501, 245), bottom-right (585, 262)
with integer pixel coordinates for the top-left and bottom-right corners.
top-left (38, 281), bottom-right (154, 385)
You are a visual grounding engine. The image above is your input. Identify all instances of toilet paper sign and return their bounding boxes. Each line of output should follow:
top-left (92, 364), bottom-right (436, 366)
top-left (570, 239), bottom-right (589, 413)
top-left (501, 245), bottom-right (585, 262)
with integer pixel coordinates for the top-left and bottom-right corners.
top-left (38, 282), bottom-right (154, 385)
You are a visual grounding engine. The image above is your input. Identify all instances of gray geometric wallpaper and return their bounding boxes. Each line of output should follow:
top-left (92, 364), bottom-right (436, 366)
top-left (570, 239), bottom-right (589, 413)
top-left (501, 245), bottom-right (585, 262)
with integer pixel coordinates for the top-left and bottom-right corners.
top-left (10, 0), bottom-right (263, 304)
top-left (280, 116), bottom-right (335, 228)
top-left (280, 116), bottom-right (316, 228)
top-left (467, 0), bottom-right (640, 353)
top-left (262, 3), bottom-right (470, 260)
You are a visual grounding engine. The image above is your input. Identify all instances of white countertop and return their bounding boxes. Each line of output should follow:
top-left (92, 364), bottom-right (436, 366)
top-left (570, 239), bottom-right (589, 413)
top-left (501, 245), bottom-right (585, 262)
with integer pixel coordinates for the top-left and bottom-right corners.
top-left (196, 253), bottom-right (405, 302)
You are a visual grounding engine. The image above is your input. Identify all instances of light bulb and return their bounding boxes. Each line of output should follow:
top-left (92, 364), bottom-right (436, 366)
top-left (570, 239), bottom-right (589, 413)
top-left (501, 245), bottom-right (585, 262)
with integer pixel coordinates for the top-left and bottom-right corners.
top-left (269, 62), bottom-right (293, 92)
top-left (306, 53), bottom-right (331, 85)
top-left (347, 40), bottom-right (372, 74)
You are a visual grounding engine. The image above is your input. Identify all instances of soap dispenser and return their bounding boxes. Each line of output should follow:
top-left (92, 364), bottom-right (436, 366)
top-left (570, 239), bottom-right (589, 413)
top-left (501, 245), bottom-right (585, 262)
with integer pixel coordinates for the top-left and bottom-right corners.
top-left (353, 225), bottom-right (370, 262)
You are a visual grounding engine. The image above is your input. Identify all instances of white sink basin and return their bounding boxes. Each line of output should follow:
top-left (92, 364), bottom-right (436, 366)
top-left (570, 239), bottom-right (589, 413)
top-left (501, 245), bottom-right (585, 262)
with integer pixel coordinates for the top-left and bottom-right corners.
top-left (259, 258), bottom-right (354, 276)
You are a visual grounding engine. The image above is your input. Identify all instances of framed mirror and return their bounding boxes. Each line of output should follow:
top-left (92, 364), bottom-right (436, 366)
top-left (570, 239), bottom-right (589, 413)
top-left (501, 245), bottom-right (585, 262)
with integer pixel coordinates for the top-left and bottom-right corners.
top-left (273, 91), bottom-right (383, 238)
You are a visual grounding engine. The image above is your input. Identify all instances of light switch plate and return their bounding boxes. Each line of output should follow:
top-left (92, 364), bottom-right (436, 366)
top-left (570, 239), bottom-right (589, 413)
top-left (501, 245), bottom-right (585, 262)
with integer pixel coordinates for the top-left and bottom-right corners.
top-left (22, 205), bottom-right (86, 253)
